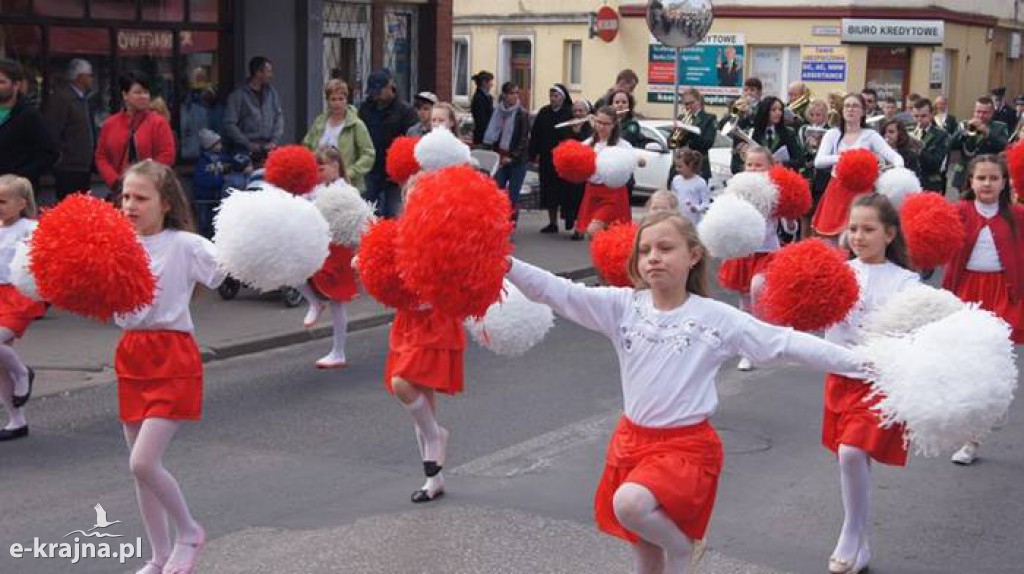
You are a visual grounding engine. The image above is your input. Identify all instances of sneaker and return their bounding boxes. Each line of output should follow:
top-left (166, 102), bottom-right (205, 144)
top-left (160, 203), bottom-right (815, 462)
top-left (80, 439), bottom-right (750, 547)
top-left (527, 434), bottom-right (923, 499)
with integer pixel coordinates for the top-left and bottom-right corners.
top-left (737, 357), bottom-right (754, 371)
top-left (951, 442), bottom-right (978, 465)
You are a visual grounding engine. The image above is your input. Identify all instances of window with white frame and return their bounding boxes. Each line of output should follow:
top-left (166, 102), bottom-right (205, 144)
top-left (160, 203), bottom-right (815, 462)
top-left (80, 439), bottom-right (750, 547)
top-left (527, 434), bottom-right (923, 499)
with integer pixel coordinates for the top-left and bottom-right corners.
top-left (565, 40), bottom-right (582, 89)
top-left (453, 36), bottom-right (470, 99)
top-left (750, 46), bottom-right (801, 99)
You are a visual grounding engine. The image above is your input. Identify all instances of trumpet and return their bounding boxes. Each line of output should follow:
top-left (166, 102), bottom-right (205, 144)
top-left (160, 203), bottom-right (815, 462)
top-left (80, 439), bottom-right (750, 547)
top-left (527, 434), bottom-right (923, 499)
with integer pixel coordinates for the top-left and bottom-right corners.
top-left (668, 111), bottom-right (701, 148)
top-left (553, 108), bottom-right (628, 129)
top-left (960, 119), bottom-right (984, 138)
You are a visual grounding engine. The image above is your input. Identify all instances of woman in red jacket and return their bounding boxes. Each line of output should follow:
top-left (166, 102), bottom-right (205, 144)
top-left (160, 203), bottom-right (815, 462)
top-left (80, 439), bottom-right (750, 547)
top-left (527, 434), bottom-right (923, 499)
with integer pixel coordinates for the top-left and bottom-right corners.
top-left (96, 71), bottom-right (176, 193)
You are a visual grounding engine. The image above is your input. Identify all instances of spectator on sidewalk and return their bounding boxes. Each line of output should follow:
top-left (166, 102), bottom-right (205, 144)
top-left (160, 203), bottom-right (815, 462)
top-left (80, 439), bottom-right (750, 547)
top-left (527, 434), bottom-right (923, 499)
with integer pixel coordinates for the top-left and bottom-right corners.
top-left (302, 79), bottom-right (375, 192)
top-left (358, 69), bottom-right (417, 217)
top-left (470, 71), bottom-right (494, 146)
top-left (192, 129), bottom-right (231, 238)
top-left (529, 84), bottom-right (574, 235)
top-left (44, 58), bottom-right (97, 200)
top-left (223, 56), bottom-right (283, 161)
top-left (593, 69), bottom-right (639, 111)
top-left (407, 92), bottom-right (438, 137)
top-left (484, 81), bottom-right (531, 225)
top-left (180, 69), bottom-right (224, 161)
top-left (0, 58), bottom-right (58, 191)
top-left (95, 71), bottom-right (176, 197)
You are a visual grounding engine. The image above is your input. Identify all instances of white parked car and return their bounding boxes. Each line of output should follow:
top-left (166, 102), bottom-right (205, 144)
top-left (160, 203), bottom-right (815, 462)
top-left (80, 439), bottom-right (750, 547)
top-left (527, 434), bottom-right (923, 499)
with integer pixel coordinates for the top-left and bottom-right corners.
top-left (632, 120), bottom-right (732, 196)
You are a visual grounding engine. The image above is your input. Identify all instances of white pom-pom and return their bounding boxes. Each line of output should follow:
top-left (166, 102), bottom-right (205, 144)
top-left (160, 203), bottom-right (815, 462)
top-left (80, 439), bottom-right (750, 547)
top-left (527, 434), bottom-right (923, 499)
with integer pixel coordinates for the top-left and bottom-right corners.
top-left (213, 185), bottom-right (331, 291)
top-left (724, 171), bottom-right (779, 218)
top-left (465, 280), bottom-right (554, 357)
top-left (414, 128), bottom-right (471, 172)
top-left (864, 284), bottom-right (966, 336)
top-left (10, 239), bottom-right (41, 301)
top-left (313, 180), bottom-right (375, 247)
top-left (595, 146), bottom-right (637, 188)
top-left (875, 167), bottom-right (922, 208)
top-left (860, 308), bottom-right (1019, 457)
top-left (697, 194), bottom-right (767, 258)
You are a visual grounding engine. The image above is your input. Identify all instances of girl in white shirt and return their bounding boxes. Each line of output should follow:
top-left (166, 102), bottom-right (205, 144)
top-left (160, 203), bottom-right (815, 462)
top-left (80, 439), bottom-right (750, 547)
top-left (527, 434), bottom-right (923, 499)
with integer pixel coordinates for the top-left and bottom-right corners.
top-left (822, 193), bottom-right (920, 574)
top-left (670, 148), bottom-right (711, 224)
top-left (812, 93), bottom-right (903, 240)
top-left (507, 212), bottom-right (866, 574)
top-left (116, 160), bottom-right (226, 574)
top-left (0, 175), bottom-right (45, 443)
top-left (576, 106), bottom-right (643, 237)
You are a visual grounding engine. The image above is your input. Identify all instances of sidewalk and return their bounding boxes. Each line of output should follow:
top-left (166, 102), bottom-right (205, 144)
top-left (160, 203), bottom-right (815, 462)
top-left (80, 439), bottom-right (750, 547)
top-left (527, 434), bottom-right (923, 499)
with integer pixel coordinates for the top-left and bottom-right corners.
top-left (26, 210), bottom-right (600, 398)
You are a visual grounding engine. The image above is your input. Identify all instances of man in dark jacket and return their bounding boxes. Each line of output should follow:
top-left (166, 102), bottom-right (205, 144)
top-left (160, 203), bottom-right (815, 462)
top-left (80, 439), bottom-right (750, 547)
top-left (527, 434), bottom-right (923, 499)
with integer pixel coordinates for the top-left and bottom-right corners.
top-left (0, 59), bottom-right (58, 191)
top-left (45, 58), bottom-right (97, 200)
top-left (223, 56), bottom-right (284, 159)
top-left (991, 87), bottom-right (1017, 133)
top-left (358, 69), bottom-right (418, 218)
top-left (910, 98), bottom-right (951, 192)
top-left (470, 71), bottom-right (494, 146)
top-left (949, 96), bottom-right (1009, 190)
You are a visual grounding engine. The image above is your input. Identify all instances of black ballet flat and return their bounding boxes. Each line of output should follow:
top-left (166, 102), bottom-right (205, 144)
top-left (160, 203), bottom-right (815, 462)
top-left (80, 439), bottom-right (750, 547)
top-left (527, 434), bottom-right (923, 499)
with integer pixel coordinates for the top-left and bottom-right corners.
top-left (423, 461), bottom-right (442, 477)
top-left (12, 367), bottom-right (34, 408)
top-left (411, 488), bottom-right (444, 503)
top-left (0, 425), bottom-right (28, 441)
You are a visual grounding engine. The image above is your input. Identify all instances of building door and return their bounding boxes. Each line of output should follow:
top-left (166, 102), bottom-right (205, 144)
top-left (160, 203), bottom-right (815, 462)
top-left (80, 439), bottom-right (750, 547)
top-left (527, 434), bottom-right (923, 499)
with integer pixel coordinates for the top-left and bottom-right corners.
top-left (866, 46), bottom-right (911, 104)
top-left (323, 1), bottom-right (369, 105)
top-left (507, 39), bottom-right (532, 110)
top-left (384, 6), bottom-right (418, 102)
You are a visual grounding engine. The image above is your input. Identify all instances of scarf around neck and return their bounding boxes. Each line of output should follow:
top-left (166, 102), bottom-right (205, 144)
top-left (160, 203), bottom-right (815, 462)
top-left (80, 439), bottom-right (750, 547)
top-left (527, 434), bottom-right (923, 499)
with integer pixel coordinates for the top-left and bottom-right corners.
top-left (484, 100), bottom-right (520, 151)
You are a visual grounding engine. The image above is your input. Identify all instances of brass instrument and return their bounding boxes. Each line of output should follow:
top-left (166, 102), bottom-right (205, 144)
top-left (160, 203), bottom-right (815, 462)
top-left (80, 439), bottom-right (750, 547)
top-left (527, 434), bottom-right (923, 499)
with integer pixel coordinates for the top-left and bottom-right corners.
top-left (907, 125), bottom-right (925, 155)
top-left (720, 119), bottom-right (757, 147)
top-left (801, 125), bottom-right (828, 154)
top-left (959, 119), bottom-right (986, 139)
top-left (826, 91), bottom-right (844, 128)
top-left (730, 97), bottom-right (749, 117)
top-left (786, 92), bottom-right (811, 123)
top-left (668, 111), bottom-right (701, 148)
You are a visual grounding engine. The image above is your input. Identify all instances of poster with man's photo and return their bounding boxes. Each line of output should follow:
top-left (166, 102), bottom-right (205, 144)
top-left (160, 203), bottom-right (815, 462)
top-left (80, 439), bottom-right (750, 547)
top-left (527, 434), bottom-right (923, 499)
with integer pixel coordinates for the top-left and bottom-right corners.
top-left (648, 33), bottom-right (746, 106)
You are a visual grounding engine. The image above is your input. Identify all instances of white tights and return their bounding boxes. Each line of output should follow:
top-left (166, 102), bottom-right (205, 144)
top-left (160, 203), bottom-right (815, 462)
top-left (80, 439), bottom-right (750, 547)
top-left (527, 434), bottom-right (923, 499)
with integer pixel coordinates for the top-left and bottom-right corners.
top-left (833, 444), bottom-right (871, 561)
top-left (296, 285), bottom-right (349, 363)
top-left (613, 483), bottom-right (693, 574)
top-left (0, 328), bottom-right (27, 429)
top-left (123, 418), bottom-right (203, 566)
top-left (0, 370), bottom-right (25, 429)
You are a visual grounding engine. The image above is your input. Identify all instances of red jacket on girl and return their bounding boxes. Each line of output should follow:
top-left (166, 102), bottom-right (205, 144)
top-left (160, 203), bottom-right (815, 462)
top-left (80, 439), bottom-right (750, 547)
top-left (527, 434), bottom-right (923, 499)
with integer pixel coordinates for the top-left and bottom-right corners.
top-left (942, 200), bottom-right (1024, 303)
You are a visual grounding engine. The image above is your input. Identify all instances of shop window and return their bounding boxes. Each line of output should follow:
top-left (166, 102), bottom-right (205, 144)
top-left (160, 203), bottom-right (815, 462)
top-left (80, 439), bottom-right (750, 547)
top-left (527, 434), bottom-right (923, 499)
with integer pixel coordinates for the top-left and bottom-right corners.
top-left (179, 29), bottom-right (220, 159)
top-left (323, 1), bottom-right (369, 104)
top-left (92, 0), bottom-right (138, 20)
top-left (117, 28), bottom-right (175, 108)
top-left (452, 36), bottom-right (469, 99)
top-left (141, 0), bottom-right (185, 22)
top-left (565, 40), bottom-right (582, 90)
top-left (866, 46), bottom-right (910, 104)
top-left (0, 0), bottom-right (30, 13)
top-left (34, 0), bottom-right (85, 18)
top-left (0, 24), bottom-right (43, 104)
top-left (750, 46), bottom-right (800, 100)
top-left (48, 27), bottom-right (113, 120)
top-left (189, 0), bottom-right (218, 23)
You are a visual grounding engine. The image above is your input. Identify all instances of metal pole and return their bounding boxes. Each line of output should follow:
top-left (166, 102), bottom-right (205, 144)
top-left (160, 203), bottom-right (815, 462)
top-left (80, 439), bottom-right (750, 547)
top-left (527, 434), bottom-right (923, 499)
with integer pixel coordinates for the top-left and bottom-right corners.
top-left (672, 47), bottom-right (681, 120)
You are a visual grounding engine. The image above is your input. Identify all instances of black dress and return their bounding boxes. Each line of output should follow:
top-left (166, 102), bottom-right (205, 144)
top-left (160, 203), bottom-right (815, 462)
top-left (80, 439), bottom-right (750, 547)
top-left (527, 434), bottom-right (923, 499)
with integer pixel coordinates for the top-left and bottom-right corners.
top-left (529, 103), bottom-right (574, 212)
top-left (471, 88), bottom-right (494, 146)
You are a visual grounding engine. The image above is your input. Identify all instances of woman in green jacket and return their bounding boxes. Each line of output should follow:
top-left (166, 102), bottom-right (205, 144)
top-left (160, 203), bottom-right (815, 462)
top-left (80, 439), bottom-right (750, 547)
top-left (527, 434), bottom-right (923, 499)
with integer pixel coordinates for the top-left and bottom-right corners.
top-left (302, 79), bottom-right (376, 191)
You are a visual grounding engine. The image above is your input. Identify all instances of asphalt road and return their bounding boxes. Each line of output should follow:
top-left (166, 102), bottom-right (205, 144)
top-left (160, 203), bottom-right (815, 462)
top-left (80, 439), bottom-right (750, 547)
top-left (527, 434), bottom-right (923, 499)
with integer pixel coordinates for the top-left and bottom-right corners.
top-left (1, 316), bottom-right (1021, 574)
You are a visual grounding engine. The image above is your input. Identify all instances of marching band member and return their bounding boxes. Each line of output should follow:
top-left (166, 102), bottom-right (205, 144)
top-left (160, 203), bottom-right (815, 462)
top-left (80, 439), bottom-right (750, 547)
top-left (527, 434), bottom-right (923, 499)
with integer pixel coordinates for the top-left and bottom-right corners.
top-left (668, 89), bottom-right (718, 181)
top-left (730, 96), bottom-right (803, 174)
top-left (800, 99), bottom-right (832, 236)
top-left (933, 95), bottom-right (959, 136)
top-left (880, 119), bottom-right (920, 175)
top-left (949, 96), bottom-right (1009, 190)
top-left (909, 98), bottom-right (951, 192)
top-left (785, 81), bottom-right (811, 129)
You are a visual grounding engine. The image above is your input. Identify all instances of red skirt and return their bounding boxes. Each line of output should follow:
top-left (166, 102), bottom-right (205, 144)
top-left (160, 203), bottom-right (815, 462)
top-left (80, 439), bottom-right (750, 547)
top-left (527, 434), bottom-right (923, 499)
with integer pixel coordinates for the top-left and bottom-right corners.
top-left (0, 284), bottom-right (46, 338)
top-left (822, 374), bottom-right (907, 466)
top-left (812, 178), bottom-right (864, 237)
top-left (717, 252), bottom-right (774, 294)
top-left (384, 308), bottom-right (466, 396)
top-left (954, 270), bottom-right (1024, 343)
top-left (310, 243), bottom-right (358, 303)
top-left (595, 416), bottom-right (723, 543)
top-left (116, 330), bottom-right (203, 423)
top-left (576, 183), bottom-right (631, 231)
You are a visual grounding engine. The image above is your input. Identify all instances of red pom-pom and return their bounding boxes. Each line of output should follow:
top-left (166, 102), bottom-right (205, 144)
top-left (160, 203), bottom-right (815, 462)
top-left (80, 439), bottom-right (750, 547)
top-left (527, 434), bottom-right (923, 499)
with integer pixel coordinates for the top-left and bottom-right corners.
top-left (386, 136), bottom-right (421, 184)
top-left (590, 221), bottom-right (637, 287)
top-left (758, 239), bottom-right (859, 331)
top-left (900, 193), bottom-right (965, 269)
top-left (769, 165), bottom-right (812, 219)
top-left (396, 165), bottom-right (513, 319)
top-left (356, 219), bottom-right (418, 310)
top-left (834, 148), bottom-right (879, 194)
top-left (30, 195), bottom-right (155, 321)
top-left (552, 140), bottom-right (597, 184)
top-left (1007, 143), bottom-right (1024, 203)
top-left (264, 145), bottom-right (319, 195)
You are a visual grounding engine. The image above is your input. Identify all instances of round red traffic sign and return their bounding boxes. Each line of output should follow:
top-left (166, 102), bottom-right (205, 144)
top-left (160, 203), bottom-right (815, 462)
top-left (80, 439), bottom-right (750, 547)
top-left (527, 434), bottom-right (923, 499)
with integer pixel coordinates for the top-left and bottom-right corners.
top-left (595, 6), bottom-right (619, 43)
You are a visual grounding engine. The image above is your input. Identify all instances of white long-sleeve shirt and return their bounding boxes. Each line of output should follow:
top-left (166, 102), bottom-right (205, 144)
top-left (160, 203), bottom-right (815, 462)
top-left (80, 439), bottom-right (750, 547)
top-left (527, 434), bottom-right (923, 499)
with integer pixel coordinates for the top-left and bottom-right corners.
top-left (825, 259), bottom-right (920, 348)
top-left (966, 200), bottom-right (1003, 272)
top-left (814, 128), bottom-right (903, 171)
top-left (508, 258), bottom-right (866, 427)
top-left (670, 174), bottom-right (711, 224)
top-left (115, 229), bottom-right (226, 332)
top-left (0, 218), bottom-right (35, 285)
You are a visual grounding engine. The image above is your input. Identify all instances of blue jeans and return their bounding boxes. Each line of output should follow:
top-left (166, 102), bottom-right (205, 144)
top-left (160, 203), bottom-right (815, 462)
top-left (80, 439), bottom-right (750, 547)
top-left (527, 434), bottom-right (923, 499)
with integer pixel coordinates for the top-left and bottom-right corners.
top-left (364, 171), bottom-right (402, 218)
top-left (494, 160), bottom-right (528, 216)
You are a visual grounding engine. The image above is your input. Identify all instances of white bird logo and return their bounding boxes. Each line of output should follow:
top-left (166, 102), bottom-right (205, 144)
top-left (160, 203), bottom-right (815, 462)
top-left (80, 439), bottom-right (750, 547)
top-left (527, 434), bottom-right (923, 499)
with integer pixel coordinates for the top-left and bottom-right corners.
top-left (88, 504), bottom-right (122, 531)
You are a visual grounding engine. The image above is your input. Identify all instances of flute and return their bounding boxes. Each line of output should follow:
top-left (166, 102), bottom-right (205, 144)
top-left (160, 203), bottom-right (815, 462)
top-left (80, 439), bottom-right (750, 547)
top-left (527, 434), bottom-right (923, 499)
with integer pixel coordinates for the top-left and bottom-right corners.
top-left (554, 109), bottom-right (629, 129)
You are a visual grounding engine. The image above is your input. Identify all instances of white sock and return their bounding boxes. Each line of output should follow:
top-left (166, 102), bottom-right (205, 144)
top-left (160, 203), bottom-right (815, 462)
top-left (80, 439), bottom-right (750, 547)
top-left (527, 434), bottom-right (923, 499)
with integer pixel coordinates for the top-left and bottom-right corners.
top-left (0, 371), bottom-right (26, 429)
top-left (294, 284), bottom-right (323, 325)
top-left (403, 394), bottom-right (441, 463)
top-left (319, 303), bottom-right (348, 362)
top-left (613, 483), bottom-right (693, 574)
top-left (834, 445), bottom-right (870, 561)
top-left (0, 329), bottom-right (28, 397)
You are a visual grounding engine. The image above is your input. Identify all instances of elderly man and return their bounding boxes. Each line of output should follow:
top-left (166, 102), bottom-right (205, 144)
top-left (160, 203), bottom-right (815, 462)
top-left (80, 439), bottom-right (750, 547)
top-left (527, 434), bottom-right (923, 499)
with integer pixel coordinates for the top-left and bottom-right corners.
top-left (0, 58), bottom-right (58, 190)
top-left (45, 59), bottom-right (97, 200)
top-left (785, 81), bottom-right (810, 127)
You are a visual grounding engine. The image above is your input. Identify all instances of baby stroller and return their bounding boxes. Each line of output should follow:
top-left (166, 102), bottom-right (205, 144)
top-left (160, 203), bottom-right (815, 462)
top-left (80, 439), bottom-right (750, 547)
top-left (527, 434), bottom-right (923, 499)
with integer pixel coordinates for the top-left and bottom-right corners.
top-left (215, 164), bottom-right (304, 308)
